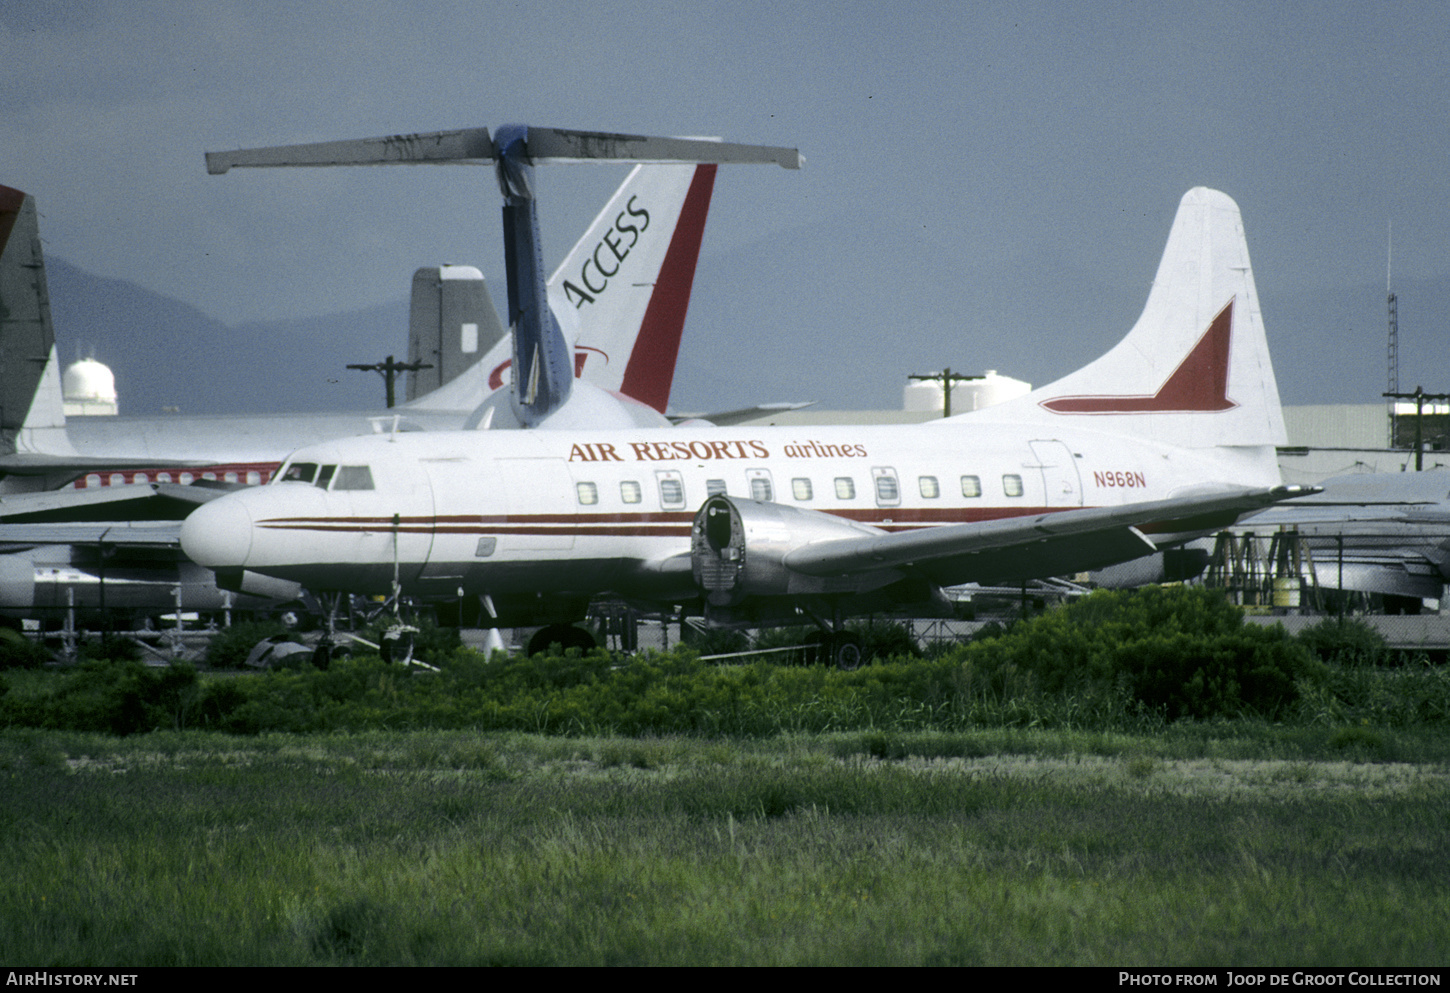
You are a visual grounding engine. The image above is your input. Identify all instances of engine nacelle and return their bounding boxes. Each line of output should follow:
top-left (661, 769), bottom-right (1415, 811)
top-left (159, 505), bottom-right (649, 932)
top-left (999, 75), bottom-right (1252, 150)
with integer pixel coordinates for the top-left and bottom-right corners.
top-left (690, 495), bottom-right (897, 606)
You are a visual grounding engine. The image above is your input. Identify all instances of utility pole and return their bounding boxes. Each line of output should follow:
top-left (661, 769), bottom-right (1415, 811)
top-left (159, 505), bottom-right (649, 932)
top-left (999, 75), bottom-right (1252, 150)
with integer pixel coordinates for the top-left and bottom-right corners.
top-left (347, 355), bottom-right (433, 408)
top-left (907, 368), bottom-right (982, 418)
top-left (1382, 387), bottom-right (1450, 471)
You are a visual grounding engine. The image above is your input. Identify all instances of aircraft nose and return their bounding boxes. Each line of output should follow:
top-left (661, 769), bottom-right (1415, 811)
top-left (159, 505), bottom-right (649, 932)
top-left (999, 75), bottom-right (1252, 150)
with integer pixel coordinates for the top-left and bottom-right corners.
top-left (181, 495), bottom-right (255, 570)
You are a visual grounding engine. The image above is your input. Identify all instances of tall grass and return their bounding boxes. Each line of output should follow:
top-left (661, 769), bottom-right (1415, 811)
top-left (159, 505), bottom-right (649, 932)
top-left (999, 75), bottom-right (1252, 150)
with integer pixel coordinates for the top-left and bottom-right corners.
top-left (2, 729), bottom-right (1447, 966)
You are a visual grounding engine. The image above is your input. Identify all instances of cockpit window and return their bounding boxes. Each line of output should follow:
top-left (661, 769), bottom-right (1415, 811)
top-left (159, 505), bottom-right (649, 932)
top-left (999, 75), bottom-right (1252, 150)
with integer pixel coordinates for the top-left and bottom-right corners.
top-left (279, 462), bottom-right (318, 484)
top-left (333, 466), bottom-right (375, 491)
top-left (315, 465), bottom-right (337, 489)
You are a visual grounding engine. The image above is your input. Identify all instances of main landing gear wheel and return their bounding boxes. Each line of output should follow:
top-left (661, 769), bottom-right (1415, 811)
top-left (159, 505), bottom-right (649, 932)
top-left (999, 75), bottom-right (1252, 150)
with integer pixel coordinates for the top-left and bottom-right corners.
top-left (832, 638), bottom-right (863, 671)
top-left (527, 624), bottom-right (597, 656)
top-left (805, 631), bottom-right (863, 670)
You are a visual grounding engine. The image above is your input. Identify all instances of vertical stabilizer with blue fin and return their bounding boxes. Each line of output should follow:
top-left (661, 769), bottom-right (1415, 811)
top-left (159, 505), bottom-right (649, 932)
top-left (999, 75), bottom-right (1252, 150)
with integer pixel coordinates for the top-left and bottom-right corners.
top-left (494, 125), bottom-right (575, 427)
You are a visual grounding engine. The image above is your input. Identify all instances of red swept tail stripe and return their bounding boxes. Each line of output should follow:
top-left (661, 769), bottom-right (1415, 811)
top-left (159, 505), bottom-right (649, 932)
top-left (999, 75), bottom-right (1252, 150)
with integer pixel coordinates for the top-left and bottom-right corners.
top-left (618, 164), bottom-right (716, 412)
top-left (1041, 300), bottom-right (1236, 414)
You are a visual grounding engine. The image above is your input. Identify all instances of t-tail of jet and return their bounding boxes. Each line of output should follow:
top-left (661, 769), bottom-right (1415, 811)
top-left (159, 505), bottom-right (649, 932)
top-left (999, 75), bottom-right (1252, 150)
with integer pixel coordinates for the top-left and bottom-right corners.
top-left (0, 185), bottom-right (75, 464)
top-left (207, 125), bottom-right (800, 428)
top-left (964, 187), bottom-right (1286, 452)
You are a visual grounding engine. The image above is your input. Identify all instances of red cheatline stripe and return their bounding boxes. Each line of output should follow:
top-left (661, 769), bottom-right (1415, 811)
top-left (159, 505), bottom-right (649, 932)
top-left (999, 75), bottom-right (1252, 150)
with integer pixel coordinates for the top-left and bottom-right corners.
top-left (254, 505), bottom-right (1088, 537)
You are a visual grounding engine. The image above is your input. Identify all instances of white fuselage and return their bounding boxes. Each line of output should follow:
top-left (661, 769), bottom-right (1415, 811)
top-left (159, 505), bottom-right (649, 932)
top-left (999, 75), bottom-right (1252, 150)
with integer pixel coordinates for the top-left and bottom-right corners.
top-left (180, 418), bottom-right (1282, 607)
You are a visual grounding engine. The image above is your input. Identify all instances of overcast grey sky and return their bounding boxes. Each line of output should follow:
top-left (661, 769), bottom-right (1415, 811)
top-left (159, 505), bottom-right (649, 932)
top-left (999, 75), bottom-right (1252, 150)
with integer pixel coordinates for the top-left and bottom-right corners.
top-left (2, 0), bottom-right (1447, 412)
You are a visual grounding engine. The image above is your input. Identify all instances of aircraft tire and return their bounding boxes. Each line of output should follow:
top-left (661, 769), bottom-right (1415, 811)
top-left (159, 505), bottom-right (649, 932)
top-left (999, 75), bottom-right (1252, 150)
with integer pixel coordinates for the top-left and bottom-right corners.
top-left (833, 638), bottom-right (863, 671)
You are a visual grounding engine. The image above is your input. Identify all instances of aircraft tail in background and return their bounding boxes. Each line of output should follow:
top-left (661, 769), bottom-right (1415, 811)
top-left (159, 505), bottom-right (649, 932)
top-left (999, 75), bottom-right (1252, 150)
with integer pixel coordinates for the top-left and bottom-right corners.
top-left (965, 187), bottom-right (1287, 451)
top-left (405, 264), bottom-right (506, 403)
top-left (0, 185), bottom-right (75, 460)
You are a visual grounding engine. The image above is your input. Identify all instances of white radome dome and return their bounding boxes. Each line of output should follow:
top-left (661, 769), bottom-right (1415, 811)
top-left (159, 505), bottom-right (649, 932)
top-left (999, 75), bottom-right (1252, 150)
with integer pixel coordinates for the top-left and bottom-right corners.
top-left (63, 358), bottom-right (119, 416)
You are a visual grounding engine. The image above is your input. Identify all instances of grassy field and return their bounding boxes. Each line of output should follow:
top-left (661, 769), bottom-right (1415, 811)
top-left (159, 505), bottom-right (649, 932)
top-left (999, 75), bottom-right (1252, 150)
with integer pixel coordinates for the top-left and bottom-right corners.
top-left (3, 726), bottom-right (1447, 966)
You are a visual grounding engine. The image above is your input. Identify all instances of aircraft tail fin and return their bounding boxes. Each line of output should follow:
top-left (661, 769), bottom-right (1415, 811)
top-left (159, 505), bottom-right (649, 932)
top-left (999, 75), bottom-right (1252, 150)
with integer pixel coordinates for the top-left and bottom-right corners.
top-left (456, 163), bottom-right (719, 413)
top-left (404, 265), bottom-right (506, 403)
top-left (0, 186), bottom-right (73, 458)
top-left (964, 188), bottom-right (1286, 451)
top-left (547, 163), bottom-right (716, 412)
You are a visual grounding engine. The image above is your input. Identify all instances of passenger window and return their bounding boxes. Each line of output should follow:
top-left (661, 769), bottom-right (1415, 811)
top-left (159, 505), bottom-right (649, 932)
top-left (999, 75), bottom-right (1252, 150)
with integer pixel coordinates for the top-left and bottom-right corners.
top-left (872, 468), bottom-right (900, 506)
top-left (1003, 474), bottom-right (1024, 498)
top-left (621, 480), bottom-right (642, 504)
top-left (224, 471), bottom-right (239, 484)
top-left (576, 481), bottom-right (598, 506)
top-left (134, 473), bottom-right (149, 485)
top-left (919, 476), bottom-right (939, 499)
top-left (706, 478), bottom-right (727, 496)
top-left (202, 472), bottom-right (216, 481)
top-left (246, 471), bottom-right (261, 486)
top-left (85, 474), bottom-right (101, 489)
top-left (835, 477), bottom-right (856, 500)
top-left (792, 478), bottom-right (813, 501)
top-left (157, 472), bottom-right (172, 483)
top-left (961, 475), bottom-right (982, 498)
top-left (281, 462), bottom-right (318, 484)
top-left (179, 472), bottom-right (194, 485)
top-left (746, 468), bottom-right (774, 502)
top-left (109, 473), bottom-right (125, 487)
top-left (658, 474), bottom-right (685, 508)
top-left (315, 465), bottom-right (336, 489)
top-left (334, 466), bottom-right (375, 491)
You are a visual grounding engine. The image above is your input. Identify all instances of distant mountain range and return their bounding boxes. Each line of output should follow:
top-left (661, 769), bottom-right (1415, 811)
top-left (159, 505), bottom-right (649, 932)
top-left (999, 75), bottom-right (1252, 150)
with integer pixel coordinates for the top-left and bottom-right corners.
top-left (41, 243), bottom-right (1449, 422)
top-left (45, 258), bottom-right (410, 417)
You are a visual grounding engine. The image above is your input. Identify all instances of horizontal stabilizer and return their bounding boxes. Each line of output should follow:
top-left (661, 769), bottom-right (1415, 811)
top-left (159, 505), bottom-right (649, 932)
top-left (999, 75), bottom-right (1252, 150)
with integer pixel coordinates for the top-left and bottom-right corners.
top-left (207, 127), bottom-right (801, 173)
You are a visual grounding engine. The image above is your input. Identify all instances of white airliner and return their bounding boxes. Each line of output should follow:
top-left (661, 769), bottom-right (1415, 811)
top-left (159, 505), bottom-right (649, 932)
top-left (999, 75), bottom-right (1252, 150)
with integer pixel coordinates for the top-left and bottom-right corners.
top-left (182, 185), bottom-right (1310, 662)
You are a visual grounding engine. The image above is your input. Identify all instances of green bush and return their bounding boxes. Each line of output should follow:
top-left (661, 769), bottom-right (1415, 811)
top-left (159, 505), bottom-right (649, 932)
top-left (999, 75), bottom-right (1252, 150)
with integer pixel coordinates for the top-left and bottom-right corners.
top-left (956, 586), bottom-right (1323, 721)
top-left (42, 659), bottom-right (200, 735)
top-left (1297, 616), bottom-right (1390, 666)
top-left (0, 587), bottom-right (1375, 736)
top-left (680, 625), bottom-right (750, 657)
top-left (0, 628), bottom-right (51, 670)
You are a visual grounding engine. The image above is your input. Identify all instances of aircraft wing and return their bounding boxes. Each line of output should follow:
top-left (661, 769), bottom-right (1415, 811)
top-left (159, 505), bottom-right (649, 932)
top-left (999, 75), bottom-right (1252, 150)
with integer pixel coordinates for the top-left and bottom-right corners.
top-left (0, 520), bottom-right (184, 552)
top-left (668, 402), bottom-right (817, 427)
top-left (781, 486), bottom-right (1312, 587)
top-left (0, 481), bottom-right (236, 525)
top-left (0, 453), bottom-right (215, 478)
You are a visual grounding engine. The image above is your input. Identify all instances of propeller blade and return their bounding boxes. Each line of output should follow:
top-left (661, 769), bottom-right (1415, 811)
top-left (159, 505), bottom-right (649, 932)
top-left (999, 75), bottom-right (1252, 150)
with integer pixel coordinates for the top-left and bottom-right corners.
top-left (205, 128), bottom-right (497, 174)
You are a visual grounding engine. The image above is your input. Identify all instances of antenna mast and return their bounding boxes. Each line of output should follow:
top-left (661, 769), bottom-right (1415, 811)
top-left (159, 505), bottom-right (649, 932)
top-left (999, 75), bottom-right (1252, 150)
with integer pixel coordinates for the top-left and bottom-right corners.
top-left (1387, 220), bottom-right (1398, 447)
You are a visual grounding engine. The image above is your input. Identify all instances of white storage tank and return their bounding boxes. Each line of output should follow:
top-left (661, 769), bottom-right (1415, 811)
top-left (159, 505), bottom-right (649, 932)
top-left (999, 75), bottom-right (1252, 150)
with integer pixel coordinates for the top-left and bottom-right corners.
top-left (62, 358), bottom-right (119, 416)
